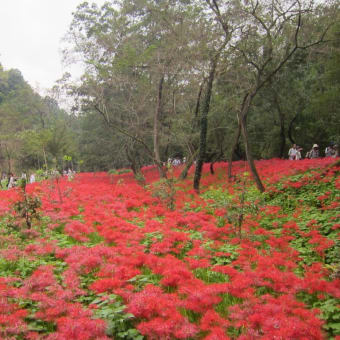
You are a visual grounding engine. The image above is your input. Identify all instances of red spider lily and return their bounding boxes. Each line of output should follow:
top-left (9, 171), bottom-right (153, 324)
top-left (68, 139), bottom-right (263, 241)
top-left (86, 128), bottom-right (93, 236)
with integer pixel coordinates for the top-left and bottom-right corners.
top-left (0, 158), bottom-right (338, 339)
top-left (48, 316), bottom-right (109, 340)
top-left (64, 220), bottom-right (95, 242)
top-left (127, 284), bottom-right (180, 319)
top-left (203, 327), bottom-right (231, 340)
top-left (229, 294), bottom-right (324, 340)
top-left (137, 314), bottom-right (199, 339)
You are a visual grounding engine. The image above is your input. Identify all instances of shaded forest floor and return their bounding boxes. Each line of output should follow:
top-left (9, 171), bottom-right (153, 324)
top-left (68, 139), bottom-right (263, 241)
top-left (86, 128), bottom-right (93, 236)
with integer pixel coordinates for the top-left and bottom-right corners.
top-left (0, 158), bottom-right (339, 339)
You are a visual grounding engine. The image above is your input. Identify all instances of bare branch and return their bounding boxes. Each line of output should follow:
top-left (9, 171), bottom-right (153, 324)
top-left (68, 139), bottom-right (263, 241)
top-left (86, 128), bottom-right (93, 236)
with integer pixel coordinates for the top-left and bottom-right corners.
top-left (94, 103), bottom-right (155, 159)
top-left (206, 0), bottom-right (230, 37)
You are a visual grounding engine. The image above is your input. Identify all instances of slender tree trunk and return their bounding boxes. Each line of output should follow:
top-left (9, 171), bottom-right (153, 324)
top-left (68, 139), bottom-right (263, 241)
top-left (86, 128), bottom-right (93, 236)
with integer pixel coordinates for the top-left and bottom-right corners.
top-left (210, 162), bottom-right (215, 175)
top-left (130, 161), bottom-right (144, 183)
top-left (288, 113), bottom-right (298, 145)
top-left (193, 58), bottom-right (218, 192)
top-left (240, 115), bottom-right (265, 192)
top-left (126, 145), bottom-right (145, 184)
top-left (179, 81), bottom-right (205, 181)
top-left (154, 75), bottom-right (166, 178)
top-left (210, 148), bottom-right (224, 175)
top-left (228, 121), bottom-right (241, 180)
top-left (179, 149), bottom-right (198, 180)
top-left (194, 82), bottom-right (204, 119)
top-left (43, 146), bottom-right (48, 170)
top-left (239, 93), bottom-right (265, 193)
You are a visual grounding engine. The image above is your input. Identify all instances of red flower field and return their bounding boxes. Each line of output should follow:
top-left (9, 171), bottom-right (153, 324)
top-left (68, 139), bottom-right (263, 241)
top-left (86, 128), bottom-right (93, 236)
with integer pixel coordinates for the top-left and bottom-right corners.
top-left (0, 158), bottom-right (339, 339)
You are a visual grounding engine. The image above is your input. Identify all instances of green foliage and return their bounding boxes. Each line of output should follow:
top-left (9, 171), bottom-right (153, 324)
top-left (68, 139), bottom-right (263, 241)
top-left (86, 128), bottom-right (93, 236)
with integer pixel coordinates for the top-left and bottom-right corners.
top-left (0, 177), bottom-right (8, 190)
top-left (25, 318), bottom-right (56, 333)
top-left (12, 182), bottom-right (41, 229)
top-left (128, 266), bottom-right (162, 291)
top-left (0, 256), bottom-right (40, 278)
top-left (203, 181), bottom-right (261, 237)
top-left (194, 268), bottom-right (229, 283)
top-left (140, 231), bottom-right (163, 253)
top-left (90, 294), bottom-right (144, 339)
top-left (317, 297), bottom-right (340, 337)
top-left (0, 65), bottom-right (77, 173)
top-left (152, 175), bottom-right (177, 210)
top-left (296, 291), bottom-right (340, 338)
top-left (109, 169), bottom-right (132, 175)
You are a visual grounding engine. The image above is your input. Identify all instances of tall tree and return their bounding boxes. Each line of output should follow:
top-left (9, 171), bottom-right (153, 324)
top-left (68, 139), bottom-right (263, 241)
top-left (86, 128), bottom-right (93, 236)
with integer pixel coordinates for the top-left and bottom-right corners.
top-left (207, 0), bottom-right (337, 191)
top-left (65, 0), bottom-right (218, 179)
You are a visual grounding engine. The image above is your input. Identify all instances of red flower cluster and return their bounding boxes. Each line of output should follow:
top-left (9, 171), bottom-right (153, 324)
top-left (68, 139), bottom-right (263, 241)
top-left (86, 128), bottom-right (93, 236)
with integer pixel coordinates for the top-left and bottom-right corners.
top-left (0, 158), bottom-right (338, 339)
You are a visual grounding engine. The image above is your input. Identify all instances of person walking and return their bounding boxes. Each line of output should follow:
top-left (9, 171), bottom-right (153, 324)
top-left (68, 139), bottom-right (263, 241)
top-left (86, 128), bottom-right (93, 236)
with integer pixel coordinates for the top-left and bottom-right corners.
top-left (306, 144), bottom-right (320, 159)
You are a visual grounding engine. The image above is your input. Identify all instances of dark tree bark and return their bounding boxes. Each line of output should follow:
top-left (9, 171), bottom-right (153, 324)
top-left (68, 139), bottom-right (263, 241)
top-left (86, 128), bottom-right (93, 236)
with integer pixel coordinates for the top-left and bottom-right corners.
top-left (239, 93), bottom-right (265, 192)
top-left (288, 113), bottom-right (298, 145)
top-left (210, 162), bottom-right (215, 175)
top-left (234, 143), bottom-right (244, 160)
top-left (178, 149), bottom-right (198, 180)
top-left (194, 82), bottom-right (204, 119)
top-left (207, 0), bottom-right (333, 193)
top-left (178, 81), bottom-right (205, 181)
top-left (210, 151), bottom-right (223, 175)
top-left (154, 75), bottom-right (167, 178)
top-left (125, 145), bottom-right (142, 178)
top-left (193, 56), bottom-right (219, 192)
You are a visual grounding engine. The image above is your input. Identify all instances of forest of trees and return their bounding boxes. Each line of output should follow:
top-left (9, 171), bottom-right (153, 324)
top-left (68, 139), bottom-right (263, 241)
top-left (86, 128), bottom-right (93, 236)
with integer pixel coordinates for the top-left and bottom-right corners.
top-left (0, 66), bottom-right (78, 174)
top-left (0, 0), bottom-right (339, 190)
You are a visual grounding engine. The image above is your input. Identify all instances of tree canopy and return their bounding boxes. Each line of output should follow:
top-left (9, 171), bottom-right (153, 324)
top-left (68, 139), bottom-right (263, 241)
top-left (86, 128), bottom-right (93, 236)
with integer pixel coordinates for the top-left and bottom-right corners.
top-left (1, 0), bottom-right (339, 189)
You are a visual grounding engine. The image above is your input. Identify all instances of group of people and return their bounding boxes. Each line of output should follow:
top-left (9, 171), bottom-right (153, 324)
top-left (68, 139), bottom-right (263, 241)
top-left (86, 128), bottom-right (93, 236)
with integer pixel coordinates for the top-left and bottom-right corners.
top-left (1, 172), bottom-right (36, 190)
top-left (63, 168), bottom-right (76, 180)
top-left (1, 168), bottom-right (76, 190)
top-left (167, 157), bottom-right (186, 166)
top-left (288, 142), bottom-right (338, 160)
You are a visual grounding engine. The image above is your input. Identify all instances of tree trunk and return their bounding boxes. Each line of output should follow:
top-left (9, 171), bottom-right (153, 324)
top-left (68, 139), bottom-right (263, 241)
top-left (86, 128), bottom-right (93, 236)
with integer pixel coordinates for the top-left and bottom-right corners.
top-left (193, 58), bottom-right (218, 192)
top-left (288, 113), bottom-right (298, 145)
top-left (210, 147), bottom-right (224, 175)
top-left (126, 144), bottom-right (145, 184)
top-left (210, 162), bottom-right (215, 175)
top-left (154, 75), bottom-right (166, 178)
top-left (43, 146), bottom-right (48, 170)
top-left (194, 82), bottom-right (204, 119)
top-left (178, 149), bottom-right (198, 180)
top-left (228, 121), bottom-right (241, 180)
top-left (178, 82), bottom-right (204, 181)
top-left (239, 93), bottom-right (265, 193)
